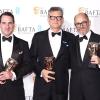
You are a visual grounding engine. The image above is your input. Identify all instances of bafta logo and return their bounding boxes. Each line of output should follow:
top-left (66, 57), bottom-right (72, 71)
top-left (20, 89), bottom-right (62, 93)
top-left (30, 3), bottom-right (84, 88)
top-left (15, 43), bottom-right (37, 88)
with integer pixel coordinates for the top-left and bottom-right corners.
top-left (44, 56), bottom-right (54, 71)
top-left (5, 58), bottom-right (18, 71)
top-left (87, 42), bottom-right (100, 57)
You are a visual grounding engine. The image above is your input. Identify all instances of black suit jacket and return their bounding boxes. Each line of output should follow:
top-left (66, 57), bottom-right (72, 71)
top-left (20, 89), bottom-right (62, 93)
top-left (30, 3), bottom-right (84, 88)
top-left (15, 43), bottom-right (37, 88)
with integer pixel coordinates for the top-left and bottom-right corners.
top-left (0, 35), bottom-right (33, 100)
top-left (30, 29), bottom-right (76, 96)
top-left (70, 31), bottom-right (100, 100)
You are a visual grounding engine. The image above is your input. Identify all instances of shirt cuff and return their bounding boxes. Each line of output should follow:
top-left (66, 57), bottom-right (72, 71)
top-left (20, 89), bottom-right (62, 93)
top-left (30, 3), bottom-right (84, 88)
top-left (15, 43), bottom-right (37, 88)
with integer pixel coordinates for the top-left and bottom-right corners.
top-left (11, 71), bottom-right (16, 81)
top-left (40, 70), bottom-right (44, 77)
top-left (98, 64), bottom-right (100, 68)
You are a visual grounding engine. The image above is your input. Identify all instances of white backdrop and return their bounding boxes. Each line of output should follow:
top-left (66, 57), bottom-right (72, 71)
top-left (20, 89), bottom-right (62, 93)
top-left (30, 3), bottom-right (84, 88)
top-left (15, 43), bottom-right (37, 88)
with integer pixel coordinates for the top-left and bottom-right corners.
top-left (0, 0), bottom-right (100, 100)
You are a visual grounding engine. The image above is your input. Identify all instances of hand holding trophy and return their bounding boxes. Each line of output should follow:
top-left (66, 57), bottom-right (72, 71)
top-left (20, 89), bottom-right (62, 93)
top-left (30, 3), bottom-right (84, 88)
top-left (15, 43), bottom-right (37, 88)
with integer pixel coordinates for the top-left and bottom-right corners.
top-left (5, 58), bottom-right (18, 71)
top-left (44, 56), bottom-right (55, 81)
top-left (88, 42), bottom-right (100, 56)
top-left (87, 42), bottom-right (100, 68)
top-left (0, 58), bottom-right (18, 84)
top-left (44, 56), bottom-right (54, 71)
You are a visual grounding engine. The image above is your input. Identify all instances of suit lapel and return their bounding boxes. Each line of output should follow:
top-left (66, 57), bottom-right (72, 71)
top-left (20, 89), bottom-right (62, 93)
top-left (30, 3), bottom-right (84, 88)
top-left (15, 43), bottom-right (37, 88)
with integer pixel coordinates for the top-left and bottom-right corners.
top-left (82, 46), bottom-right (90, 65)
top-left (11, 36), bottom-right (22, 61)
top-left (0, 35), bottom-right (4, 69)
top-left (76, 35), bottom-right (90, 66)
top-left (82, 32), bottom-right (95, 65)
top-left (42, 30), bottom-right (53, 57)
top-left (57, 32), bottom-right (68, 58)
top-left (76, 36), bottom-right (83, 64)
top-left (0, 35), bottom-right (22, 71)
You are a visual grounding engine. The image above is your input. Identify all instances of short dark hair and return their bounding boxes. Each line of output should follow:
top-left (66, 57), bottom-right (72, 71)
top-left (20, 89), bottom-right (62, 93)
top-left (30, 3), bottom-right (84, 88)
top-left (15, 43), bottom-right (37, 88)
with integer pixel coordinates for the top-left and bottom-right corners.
top-left (48, 7), bottom-right (63, 16)
top-left (0, 12), bottom-right (15, 23)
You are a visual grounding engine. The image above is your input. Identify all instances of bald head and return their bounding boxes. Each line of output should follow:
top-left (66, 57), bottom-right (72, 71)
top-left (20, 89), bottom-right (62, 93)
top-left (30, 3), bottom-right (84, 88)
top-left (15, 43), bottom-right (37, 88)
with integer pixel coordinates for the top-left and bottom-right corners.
top-left (74, 13), bottom-right (89, 23)
top-left (74, 13), bottom-right (91, 35)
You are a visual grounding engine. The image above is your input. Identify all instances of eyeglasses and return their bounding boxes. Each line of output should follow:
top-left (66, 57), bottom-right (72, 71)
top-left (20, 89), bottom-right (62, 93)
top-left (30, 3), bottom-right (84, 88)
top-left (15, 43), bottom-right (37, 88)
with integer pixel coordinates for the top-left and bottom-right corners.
top-left (75, 21), bottom-right (88, 27)
top-left (49, 16), bottom-right (63, 21)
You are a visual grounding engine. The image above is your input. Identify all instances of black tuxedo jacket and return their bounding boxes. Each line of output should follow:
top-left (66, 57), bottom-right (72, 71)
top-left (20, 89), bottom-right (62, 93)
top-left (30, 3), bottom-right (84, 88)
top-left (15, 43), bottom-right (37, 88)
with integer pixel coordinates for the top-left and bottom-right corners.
top-left (70, 31), bottom-right (100, 100)
top-left (0, 34), bottom-right (33, 100)
top-left (30, 29), bottom-right (76, 96)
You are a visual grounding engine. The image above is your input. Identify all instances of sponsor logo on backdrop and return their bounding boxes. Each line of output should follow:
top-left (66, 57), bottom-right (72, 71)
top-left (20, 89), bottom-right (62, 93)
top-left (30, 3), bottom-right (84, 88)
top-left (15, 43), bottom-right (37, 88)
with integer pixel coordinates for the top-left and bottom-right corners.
top-left (62, 26), bottom-right (76, 35)
top-left (16, 24), bottom-right (43, 34)
top-left (0, 7), bottom-right (20, 15)
top-left (78, 7), bottom-right (100, 17)
top-left (15, 7), bottom-right (20, 15)
top-left (62, 21), bottom-right (77, 34)
top-left (33, 6), bottom-right (48, 17)
top-left (0, 9), bottom-right (13, 14)
top-left (16, 25), bottom-right (35, 34)
top-left (37, 25), bottom-right (43, 32)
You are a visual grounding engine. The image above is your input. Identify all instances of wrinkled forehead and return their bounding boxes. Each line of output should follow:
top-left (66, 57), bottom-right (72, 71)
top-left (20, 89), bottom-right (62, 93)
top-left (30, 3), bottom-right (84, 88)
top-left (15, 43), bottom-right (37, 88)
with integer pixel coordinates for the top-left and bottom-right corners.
top-left (74, 13), bottom-right (89, 22)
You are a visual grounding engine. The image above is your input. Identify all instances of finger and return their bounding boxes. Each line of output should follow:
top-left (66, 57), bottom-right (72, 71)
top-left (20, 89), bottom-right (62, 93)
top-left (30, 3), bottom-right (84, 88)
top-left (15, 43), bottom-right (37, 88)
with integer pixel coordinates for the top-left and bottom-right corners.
top-left (47, 75), bottom-right (55, 80)
top-left (91, 61), bottom-right (96, 64)
top-left (0, 74), bottom-right (7, 81)
top-left (44, 77), bottom-right (50, 83)
top-left (49, 71), bottom-right (55, 75)
top-left (0, 80), bottom-right (6, 84)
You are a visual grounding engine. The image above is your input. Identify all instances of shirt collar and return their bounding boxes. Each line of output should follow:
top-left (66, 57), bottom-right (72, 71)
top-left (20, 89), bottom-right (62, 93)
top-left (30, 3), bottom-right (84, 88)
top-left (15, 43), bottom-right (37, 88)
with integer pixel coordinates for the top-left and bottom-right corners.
top-left (48, 29), bottom-right (62, 36)
top-left (1, 33), bottom-right (14, 42)
top-left (79, 30), bottom-right (91, 40)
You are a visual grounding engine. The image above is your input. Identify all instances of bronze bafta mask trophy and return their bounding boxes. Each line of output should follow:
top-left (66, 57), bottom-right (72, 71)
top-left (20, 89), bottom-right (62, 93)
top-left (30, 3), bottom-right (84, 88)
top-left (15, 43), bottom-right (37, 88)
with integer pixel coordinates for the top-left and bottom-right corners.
top-left (44, 56), bottom-right (54, 81)
top-left (2, 58), bottom-right (18, 83)
top-left (5, 58), bottom-right (18, 71)
top-left (87, 42), bottom-right (100, 68)
top-left (44, 56), bottom-right (54, 71)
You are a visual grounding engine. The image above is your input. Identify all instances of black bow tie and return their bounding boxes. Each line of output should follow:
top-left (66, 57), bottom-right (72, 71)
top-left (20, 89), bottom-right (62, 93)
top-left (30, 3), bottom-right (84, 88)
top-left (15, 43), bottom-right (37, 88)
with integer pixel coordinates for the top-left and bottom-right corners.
top-left (79, 35), bottom-right (88, 42)
top-left (52, 32), bottom-right (61, 37)
top-left (2, 36), bottom-right (12, 42)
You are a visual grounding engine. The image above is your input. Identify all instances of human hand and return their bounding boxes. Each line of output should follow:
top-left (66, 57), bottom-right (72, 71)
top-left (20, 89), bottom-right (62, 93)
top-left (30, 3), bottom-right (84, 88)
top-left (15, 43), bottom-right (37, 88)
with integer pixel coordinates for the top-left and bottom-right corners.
top-left (41, 69), bottom-right (55, 83)
top-left (0, 70), bottom-right (13, 83)
top-left (91, 55), bottom-right (100, 64)
top-left (0, 80), bottom-right (5, 84)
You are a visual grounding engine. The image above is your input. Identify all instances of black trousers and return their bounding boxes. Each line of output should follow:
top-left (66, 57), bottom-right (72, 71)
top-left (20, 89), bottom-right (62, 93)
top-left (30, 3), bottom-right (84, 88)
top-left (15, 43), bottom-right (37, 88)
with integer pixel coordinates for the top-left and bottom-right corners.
top-left (33, 80), bottom-right (67, 100)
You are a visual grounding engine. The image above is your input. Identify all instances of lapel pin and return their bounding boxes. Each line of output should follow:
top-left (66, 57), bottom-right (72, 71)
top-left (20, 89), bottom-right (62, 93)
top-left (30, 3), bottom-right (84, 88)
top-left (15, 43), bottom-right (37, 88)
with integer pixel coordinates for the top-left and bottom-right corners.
top-left (19, 51), bottom-right (23, 55)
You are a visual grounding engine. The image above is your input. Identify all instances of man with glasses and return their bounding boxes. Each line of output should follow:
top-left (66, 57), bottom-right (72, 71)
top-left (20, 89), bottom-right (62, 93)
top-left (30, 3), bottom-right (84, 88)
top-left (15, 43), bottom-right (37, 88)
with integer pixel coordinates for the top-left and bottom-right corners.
top-left (70, 12), bottom-right (100, 100)
top-left (30, 7), bottom-right (76, 100)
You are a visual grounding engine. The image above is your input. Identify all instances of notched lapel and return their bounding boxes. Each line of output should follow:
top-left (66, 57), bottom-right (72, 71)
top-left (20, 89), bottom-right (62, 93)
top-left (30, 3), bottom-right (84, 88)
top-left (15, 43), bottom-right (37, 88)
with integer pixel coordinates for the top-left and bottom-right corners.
top-left (11, 37), bottom-right (23, 63)
top-left (57, 40), bottom-right (69, 58)
top-left (0, 36), bottom-right (4, 70)
top-left (82, 46), bottom-right (90, 64)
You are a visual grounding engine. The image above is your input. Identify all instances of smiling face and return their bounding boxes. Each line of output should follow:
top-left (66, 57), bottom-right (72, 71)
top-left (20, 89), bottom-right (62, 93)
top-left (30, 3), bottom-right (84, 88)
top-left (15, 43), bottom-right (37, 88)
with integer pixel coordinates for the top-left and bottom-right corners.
top-left (0, 14), bottom-right (15, 37)
top-left (74, 13), bottom-right (91, 36)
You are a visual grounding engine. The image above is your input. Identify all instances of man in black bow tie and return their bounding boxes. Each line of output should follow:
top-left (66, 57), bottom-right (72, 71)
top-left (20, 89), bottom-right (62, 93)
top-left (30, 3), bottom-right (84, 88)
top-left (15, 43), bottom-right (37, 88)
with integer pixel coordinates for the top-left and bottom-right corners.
top-left (0, 12), bottom-right (33, 100)
top-left (70, 13), bottom-right (100, 100)
top-left (52, 32), bottom-right (61, 37)
top-left (30, 7), bottom-right (76, 100)
top-left (2, 36), bottom-right (12, 42)
top-left (79, 35), bottom-right (87, 42)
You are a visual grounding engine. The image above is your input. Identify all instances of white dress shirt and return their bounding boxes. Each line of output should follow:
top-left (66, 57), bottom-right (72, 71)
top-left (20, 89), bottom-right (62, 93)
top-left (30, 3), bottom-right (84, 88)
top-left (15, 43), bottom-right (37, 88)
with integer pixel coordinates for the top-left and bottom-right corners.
top-left (1, 34), bottom-right (13, 65)
top-left (48, 29), bottom-right (62, 58)
top-left (1, 34), bottom-right (16, 80)
top-left (79, 31), bottom-right (100, 68)
top-left (79, 31), bottom-right (91, 60)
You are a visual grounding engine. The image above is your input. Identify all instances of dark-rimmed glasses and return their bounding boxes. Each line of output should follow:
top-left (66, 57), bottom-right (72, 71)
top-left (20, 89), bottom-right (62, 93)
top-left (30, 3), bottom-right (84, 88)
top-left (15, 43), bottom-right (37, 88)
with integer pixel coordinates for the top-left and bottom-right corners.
top-left (75, 21), bottom-right (88, 27)
top-left (49, 16), bottom-right (63, 21)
